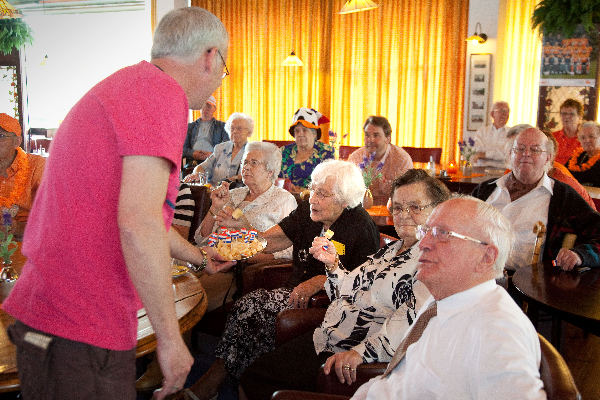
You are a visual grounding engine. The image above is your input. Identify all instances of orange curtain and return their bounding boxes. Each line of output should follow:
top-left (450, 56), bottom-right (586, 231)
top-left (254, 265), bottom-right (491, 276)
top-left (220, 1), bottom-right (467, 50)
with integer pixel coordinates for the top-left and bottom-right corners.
top-left (191, 0), bottom-right (468, 163)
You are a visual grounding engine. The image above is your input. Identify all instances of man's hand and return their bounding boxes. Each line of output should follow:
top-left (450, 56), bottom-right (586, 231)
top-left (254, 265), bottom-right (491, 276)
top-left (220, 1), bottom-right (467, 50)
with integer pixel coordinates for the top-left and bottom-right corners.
top-left (323, 350), bottom-right (363, 385)
top-left (554, 248), bottom-right (582, 271)
top-left (152, 337), bottom-right (193, 400)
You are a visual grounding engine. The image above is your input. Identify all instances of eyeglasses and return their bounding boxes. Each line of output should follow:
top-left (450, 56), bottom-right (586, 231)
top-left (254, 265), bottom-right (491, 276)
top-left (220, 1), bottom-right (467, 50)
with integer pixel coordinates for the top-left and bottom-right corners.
top-left (511, 146), bottom-right (547, 156)
top-left (309, 186), bottom-right (335, 200)
top-left (388, 202), bottom-right (435, 215)
top-left (217, 49), bottom-right (230, 79)
top-left (242, 159), bottom-right (263, 168)
top-left (416, 225), bottom-right (488, 245)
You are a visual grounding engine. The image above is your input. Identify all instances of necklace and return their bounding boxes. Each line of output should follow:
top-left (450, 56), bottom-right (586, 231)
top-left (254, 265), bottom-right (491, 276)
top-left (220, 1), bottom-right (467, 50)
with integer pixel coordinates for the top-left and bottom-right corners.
top-left (0, 148), bottom-right (30, 208)
top-left (567, 148), bottom-right (600, 172)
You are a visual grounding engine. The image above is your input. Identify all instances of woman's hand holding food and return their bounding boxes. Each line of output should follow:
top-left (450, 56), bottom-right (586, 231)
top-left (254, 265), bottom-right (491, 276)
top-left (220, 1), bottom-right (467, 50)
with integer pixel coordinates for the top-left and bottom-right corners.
top-left (309, 237), bottom-right (337, 271)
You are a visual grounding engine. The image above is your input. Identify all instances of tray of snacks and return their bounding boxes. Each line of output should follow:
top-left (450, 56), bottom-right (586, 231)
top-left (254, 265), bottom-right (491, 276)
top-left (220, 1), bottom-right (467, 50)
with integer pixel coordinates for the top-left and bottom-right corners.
top-left (202, 228), bottom-right (267, 261)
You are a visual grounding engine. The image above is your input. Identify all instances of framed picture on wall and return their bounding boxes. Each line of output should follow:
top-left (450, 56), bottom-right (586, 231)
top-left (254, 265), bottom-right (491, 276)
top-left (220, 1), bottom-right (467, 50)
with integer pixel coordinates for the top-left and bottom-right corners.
top-left (467, 53), bottom-right (492, 131)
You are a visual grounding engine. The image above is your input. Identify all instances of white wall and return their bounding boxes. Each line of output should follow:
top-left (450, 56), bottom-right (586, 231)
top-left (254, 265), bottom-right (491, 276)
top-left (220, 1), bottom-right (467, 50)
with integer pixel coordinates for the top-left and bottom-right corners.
top-left (464, 0), bottom-right (500, 140)
top-left (21, 8), bottom-right (152, 129)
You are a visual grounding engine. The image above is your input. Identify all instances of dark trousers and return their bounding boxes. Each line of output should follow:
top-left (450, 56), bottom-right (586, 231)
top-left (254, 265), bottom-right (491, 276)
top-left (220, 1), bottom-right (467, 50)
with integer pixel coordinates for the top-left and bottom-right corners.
top-left (240, 330), bottom-right (332, 400)
top-left (8, 320), bottom-right (136, 400)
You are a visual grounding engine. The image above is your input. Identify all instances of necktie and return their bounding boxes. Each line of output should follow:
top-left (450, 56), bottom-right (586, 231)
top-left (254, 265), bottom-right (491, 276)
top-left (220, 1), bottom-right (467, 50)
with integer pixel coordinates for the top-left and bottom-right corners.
top-left (383, 301), bottom-right (438, 377)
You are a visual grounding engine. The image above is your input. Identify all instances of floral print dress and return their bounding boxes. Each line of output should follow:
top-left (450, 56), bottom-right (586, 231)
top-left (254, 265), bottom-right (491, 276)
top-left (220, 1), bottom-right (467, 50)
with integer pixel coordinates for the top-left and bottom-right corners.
top-left (279, 141), bottom-right (334, 188)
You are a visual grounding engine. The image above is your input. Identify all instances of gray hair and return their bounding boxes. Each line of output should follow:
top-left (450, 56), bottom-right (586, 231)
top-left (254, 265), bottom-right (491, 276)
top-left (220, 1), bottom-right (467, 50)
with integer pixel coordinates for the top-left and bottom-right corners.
top-left (580, 121), bottom-right (600, 138)
top-left (242, 142), bottom-right (282, 183)
top-left (507, 127), bottom-right (554, 173)
top-left (311, 160), bottom-right (365, 208)
top-left (491, 101), bottom-right (510, 112)
top-left (151, 7), bottom-right (229, 64)
top-left (451, 196), bottom-right (515, 278)
top-left (225, 112), bottom-right (255, 135)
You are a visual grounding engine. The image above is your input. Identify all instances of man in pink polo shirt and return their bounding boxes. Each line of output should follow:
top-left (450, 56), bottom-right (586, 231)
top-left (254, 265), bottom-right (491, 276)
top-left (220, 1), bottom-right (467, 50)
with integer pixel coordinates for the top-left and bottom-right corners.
top-left (2, 7), bottom-right (232, 400)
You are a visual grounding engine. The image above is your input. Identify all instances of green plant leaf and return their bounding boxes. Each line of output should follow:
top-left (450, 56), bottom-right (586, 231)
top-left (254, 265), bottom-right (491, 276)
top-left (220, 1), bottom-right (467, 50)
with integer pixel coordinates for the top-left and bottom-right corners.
top-left (0, 19), bottom-right (33, 55)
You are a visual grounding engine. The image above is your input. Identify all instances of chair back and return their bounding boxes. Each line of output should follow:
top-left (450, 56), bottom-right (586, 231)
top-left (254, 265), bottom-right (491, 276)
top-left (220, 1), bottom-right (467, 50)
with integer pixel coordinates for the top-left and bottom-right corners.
top-left (538, 333), bottom-right (581, 400)
top-left (188, 185), bottom-right (212, 243)
top-left (338, 145), bottom-right (359, 160)
top-left (402, 147), bottom-right (442, 163)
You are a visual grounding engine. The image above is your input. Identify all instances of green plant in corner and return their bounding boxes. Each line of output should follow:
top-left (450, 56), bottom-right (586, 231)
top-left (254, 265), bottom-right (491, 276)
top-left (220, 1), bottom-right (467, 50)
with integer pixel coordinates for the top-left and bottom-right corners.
top-left (531, 0), bottom-right (600, 36)
top-left (0, 18), bottom-right (33, 56)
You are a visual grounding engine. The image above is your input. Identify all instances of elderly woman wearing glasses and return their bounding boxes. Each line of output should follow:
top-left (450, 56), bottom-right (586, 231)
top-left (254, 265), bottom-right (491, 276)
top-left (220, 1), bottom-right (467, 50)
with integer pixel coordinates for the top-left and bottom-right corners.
top-left (193, 141), bottom-right (297, 311)
top-left (184, 112), bottom-right (253, 186)
top-left (239, 169), bottom-right (450, 399)
top-left (566, 121), bottom-right (600, 187)
top-left (177, 160), bottom-right (378, 400)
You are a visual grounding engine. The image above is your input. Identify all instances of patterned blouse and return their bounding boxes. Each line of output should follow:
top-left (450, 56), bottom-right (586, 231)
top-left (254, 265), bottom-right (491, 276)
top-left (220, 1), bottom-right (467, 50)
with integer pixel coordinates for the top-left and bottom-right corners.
top-left (279, 141), bottom-right (334, 188)
top-left (313, 241), bottom-right (430, 363)
top-left (200, 141), bottom-right (246, 185)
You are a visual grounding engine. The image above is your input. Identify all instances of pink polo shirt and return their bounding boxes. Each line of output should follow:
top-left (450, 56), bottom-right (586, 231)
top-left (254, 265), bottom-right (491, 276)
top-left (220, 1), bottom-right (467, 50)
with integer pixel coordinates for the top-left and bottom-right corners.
top-left (3, 61), bottom-right (189, 350)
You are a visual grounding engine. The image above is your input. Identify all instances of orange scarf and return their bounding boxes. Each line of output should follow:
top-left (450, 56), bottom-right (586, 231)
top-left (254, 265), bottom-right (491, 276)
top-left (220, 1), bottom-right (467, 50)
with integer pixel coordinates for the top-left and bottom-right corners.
top-left (0, 147), bottom-right (29, 208)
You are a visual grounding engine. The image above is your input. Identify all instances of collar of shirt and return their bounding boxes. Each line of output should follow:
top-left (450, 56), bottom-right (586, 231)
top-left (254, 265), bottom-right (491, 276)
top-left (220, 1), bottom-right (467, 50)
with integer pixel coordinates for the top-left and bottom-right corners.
top-left (495, 171), bottom-right (554, 196)
top-left (431, 280), bottom-right (497, 323)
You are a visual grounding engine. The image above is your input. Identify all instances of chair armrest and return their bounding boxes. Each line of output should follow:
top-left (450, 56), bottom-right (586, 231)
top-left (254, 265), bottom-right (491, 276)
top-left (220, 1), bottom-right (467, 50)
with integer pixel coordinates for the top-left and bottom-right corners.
top-left (275, 308), bottom-right (327, 346)
top-left (242, 261), bottom-right (293, 294)
top-left (272, 391), bottom-right (349, 400)
top-left (317, 362), bottom-right (387, 396)
top-left (309, 291), bottom-right (331, 308)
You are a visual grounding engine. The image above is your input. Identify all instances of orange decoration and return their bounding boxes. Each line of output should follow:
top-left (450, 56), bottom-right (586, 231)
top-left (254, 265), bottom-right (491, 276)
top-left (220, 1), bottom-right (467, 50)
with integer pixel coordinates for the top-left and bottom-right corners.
top-left (567, 147), bottom-right (600, 172)
top-left (0, 147), bottom-right (29, 208)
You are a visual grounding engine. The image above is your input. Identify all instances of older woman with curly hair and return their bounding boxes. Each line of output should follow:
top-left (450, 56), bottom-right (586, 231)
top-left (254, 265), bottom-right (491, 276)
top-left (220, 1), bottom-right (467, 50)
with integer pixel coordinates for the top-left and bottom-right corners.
top-left (567, 121), bottom-right (600, 187)
top-left (177, 160), bottom-right (379, 400)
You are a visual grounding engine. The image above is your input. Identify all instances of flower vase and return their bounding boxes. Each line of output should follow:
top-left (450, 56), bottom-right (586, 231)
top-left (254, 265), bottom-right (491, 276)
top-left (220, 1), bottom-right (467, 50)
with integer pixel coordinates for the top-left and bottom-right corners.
top-left (461, 161), bottom-right (472, 177)
top-left (363, 189), bottom-right (374, 209)
top-left (0, 259), bottom-right (18, 303)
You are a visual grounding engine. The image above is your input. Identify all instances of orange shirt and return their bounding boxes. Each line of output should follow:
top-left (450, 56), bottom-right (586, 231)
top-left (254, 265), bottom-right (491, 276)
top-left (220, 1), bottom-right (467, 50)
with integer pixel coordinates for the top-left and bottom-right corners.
top-left (0, 152), bottom-right (46, 222)
top-left (552, 129), bottom-right (581, 164)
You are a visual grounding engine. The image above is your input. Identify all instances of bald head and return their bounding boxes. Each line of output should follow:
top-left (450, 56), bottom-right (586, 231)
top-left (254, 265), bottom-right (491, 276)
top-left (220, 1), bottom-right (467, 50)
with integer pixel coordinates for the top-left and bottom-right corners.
top-left (509, 128), bottom-right (553, 185)
top-left (491, 101), bottom-right (510, 129)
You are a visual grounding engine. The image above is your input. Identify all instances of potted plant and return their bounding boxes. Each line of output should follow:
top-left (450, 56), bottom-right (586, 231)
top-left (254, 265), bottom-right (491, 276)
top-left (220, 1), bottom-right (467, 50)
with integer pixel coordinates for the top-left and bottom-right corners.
top-left (0, 17), bottom-right (33, 55)
top-left (531, 0), bottom-right (600, 36)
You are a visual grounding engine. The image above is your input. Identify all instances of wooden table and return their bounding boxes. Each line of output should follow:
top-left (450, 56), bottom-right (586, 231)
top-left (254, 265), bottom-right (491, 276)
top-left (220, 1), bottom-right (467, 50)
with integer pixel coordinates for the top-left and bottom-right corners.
top-left (0, 248), bottom-right (207, 392)
top-left (512, 261), bottom-right (600, 349)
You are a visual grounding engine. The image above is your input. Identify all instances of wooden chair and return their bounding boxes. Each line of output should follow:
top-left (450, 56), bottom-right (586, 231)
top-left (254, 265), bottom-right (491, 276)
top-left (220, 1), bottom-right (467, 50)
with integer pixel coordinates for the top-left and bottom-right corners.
top-left (271, 333), bottom-right (581, 400)
top-left (187, 185), bottom-right (212, 243)
top-left (402, 146), bottom-right (442, 163)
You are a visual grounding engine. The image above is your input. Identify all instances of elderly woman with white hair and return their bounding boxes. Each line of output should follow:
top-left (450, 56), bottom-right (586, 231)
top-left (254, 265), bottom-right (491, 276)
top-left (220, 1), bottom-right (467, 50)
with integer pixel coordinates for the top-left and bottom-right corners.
top-left (184, 112), bottom-right (254, 185)
top-left (195, 141), bottom-right (298, 310)
top-left (180, 159), bottom-right (379, 400)
top-left (567, 121), bottom-right (600, 187)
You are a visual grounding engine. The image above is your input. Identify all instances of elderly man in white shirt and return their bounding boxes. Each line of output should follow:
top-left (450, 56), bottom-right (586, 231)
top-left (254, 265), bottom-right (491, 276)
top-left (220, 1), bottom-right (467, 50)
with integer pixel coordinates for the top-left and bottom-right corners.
top-left (352, 197), bottom-right (547, 400)
top-left (471, 101), bottom-right (511, 168)
top-left (472, 127), bottom-right (600, 271)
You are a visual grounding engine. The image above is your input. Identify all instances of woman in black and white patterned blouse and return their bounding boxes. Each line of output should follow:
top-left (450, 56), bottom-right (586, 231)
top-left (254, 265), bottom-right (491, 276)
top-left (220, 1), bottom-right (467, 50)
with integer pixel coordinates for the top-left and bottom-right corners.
top-left (240, 169), bottom-right (452, 399)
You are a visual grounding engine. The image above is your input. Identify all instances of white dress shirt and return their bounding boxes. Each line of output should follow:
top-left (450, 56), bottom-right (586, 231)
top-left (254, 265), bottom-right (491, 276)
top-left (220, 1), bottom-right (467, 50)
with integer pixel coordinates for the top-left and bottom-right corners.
top-left (485, 173), bottom-right (553, 268)
top-left (352, 280), bottom-right (546, 400)
top-left (472, 124), bottom-right (510, 168)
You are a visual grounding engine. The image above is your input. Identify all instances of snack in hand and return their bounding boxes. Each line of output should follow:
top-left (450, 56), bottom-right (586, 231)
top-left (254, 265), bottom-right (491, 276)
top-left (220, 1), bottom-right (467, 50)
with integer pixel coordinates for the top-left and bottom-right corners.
top-left (232, 208), bottom-right (244, 220)
top-left (324, 229), bottom-right (334, 239)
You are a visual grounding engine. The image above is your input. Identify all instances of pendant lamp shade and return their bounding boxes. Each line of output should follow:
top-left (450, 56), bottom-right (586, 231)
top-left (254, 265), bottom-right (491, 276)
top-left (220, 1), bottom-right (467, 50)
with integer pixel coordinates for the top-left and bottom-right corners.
top-left (282, 51), bottom-right (304, 67)
top-left (339, 0), bottom-right (378, 15)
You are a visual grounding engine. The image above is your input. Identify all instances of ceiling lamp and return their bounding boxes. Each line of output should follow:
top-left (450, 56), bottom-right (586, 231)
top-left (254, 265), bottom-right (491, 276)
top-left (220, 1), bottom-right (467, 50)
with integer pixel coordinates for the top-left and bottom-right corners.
top-left (465, 22), bottom-right (487, 45)
top-left (339, 0), bottom-right (378, 15)
top-left (0, 0), bottom-right (21, 19)
top-left (282, 50), bottom-right (304, 67)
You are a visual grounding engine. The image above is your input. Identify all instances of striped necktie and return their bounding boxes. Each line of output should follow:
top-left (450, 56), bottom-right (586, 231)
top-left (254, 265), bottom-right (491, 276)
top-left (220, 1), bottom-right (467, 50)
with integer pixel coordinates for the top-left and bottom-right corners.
top-left (383, 301), bottom-right (438, 377)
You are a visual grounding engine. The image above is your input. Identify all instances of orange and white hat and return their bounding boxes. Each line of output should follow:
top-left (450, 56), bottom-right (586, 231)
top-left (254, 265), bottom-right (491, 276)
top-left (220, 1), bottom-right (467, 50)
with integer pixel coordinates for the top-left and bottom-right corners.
top-left (0, 113), bottom-right (21, 136)
top-left (206, 96), bottom-right (217, 106)
top-left (288, 107), bottom-right (329, 140)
